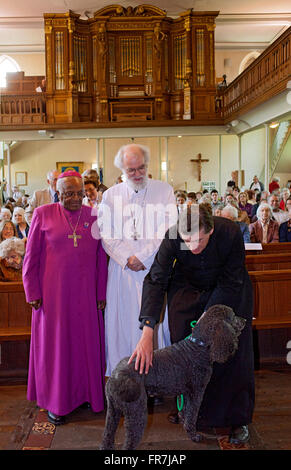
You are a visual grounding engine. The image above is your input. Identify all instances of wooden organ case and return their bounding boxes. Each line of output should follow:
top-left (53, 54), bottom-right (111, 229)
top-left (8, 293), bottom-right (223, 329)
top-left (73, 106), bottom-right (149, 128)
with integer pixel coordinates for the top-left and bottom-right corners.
top-left (44, 5), bottom-right (219, 124)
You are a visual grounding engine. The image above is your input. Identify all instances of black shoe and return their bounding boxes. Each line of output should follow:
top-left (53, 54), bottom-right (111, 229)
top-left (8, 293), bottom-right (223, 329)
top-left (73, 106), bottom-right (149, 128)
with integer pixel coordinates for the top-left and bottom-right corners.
top-left (229, 425), bottom-right (249, 444)
top-left (167, 411), bottom-right (183, 424)
top-left (47, 411), bottom-right (65, 426)
top-left (80, 402), bottom-right (91, 409)
top-left (148, 396), bottom-right (164, 406)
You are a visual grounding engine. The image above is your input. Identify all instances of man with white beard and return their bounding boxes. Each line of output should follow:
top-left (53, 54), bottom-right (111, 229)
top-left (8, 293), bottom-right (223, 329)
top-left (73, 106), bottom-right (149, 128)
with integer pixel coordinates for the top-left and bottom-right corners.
top-left (98, 143), bottom-right (176, 376)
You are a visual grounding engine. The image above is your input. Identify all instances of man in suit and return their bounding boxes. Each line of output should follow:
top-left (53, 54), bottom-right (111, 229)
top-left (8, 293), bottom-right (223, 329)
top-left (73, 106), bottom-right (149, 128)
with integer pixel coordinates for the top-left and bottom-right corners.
top-left (26, 169), bottom-right (60, 216)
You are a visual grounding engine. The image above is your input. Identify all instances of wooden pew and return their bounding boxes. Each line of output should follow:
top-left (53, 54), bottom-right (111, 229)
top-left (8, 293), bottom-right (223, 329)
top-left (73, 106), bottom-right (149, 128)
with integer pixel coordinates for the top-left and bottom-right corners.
top-left (0, 282), bottom-right (31, 341)
top-left (249, 269), bottom-right (291, 329)
top-left (0, 282), bottom-right (31, 380)
top-left (245, 243), bottom-right (291, 330)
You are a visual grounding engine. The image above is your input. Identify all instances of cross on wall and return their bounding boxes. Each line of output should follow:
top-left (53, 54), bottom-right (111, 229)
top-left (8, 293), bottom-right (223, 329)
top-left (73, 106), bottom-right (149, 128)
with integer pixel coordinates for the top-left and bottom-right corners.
top-left (190, 153), bottom-right (209, 181)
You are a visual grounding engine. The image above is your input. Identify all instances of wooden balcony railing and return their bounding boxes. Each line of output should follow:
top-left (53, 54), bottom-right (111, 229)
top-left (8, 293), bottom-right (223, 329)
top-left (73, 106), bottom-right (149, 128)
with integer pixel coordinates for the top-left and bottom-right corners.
top-left (0, 94), bottom-right (46, 125)
top-left (222, 26), bottom-right (291, 122)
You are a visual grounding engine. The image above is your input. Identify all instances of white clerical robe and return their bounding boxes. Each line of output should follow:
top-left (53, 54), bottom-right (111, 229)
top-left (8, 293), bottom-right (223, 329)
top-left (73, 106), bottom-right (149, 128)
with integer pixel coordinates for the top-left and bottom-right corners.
top-left (99, 179), bottom-right (176, 375)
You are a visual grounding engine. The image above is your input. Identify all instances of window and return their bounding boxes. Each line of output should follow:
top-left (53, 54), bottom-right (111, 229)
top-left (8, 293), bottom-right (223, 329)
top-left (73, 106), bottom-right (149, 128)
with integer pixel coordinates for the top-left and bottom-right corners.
top-left (0, 55), bottom-right (20, 87)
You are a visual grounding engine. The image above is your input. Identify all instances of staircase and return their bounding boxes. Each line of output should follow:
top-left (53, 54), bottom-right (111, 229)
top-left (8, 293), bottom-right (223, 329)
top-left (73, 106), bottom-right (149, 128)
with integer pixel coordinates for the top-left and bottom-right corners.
top-left (269, 121), bottom-right (291, 179)
top-left (259, 121), bottom-right (291, 185)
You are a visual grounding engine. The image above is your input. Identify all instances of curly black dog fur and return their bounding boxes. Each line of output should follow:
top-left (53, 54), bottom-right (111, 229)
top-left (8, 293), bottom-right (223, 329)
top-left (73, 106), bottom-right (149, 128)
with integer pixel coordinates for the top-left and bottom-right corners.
top-left (100, 304), bottom-right (246, 450)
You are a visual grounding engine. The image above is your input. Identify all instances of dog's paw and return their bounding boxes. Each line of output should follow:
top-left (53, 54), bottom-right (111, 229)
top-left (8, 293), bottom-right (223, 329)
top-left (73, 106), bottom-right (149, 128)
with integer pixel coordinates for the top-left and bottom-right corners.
top-left (99, 442), bottom-right (115, 450)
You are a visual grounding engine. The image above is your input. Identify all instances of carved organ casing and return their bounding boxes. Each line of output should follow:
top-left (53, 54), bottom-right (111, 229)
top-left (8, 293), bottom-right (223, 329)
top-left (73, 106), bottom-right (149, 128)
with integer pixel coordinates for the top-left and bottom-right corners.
top-left (44, 5), bottom-right (219, 124)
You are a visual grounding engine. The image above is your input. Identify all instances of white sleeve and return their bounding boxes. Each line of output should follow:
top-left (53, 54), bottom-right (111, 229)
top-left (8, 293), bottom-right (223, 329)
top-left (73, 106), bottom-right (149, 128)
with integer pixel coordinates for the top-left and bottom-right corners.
top-left (98, 190), bottom-right (134, 268)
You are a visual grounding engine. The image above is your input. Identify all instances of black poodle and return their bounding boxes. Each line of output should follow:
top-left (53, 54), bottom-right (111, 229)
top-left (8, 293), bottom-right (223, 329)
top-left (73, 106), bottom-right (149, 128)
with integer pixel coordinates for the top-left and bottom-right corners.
top-left (100, 304), bottom-right (246, 450)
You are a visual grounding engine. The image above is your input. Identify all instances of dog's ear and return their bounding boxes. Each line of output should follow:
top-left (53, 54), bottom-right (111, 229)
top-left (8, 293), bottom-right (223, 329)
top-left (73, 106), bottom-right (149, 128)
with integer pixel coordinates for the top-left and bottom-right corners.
top-left (209, 320), bottom-right (239, 364)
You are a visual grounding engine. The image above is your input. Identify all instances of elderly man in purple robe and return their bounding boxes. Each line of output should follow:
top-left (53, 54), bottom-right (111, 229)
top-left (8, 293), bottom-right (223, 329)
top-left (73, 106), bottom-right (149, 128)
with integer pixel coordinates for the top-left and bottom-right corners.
top-left (22, 170), bottom-right (108, 426)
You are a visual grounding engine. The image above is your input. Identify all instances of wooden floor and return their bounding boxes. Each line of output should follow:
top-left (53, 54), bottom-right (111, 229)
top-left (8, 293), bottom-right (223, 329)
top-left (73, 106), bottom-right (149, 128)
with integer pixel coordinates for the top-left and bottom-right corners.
top-left (0, 365), bottom-right (291, 453)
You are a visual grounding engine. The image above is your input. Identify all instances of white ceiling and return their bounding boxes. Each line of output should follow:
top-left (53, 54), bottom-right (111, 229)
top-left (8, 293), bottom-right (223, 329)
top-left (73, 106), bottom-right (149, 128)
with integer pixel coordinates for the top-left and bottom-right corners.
top-left (0, 1), bottom-right (290, 52)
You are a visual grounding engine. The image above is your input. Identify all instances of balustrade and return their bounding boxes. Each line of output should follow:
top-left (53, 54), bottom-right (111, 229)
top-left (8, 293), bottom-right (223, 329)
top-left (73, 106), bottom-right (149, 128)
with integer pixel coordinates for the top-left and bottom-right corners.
top-left (222, 27), bottom-right (291, 121)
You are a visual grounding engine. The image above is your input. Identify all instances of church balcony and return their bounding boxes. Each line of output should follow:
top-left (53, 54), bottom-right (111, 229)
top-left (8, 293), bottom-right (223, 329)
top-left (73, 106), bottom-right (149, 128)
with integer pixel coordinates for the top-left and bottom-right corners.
top-left (0, 27), bottom-right (290, 132)
top-left (222, 26), bottom-right (291, 124)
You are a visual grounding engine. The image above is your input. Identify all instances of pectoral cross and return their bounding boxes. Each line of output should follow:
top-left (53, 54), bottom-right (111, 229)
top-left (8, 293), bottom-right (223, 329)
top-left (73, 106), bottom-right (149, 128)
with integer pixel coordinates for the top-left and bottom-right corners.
top-left (132, 219), bottom-right (139, 241)
top-left (68, 232), bottom-right (82, 247)
top-left (190, 153), bottom-right (209, 181)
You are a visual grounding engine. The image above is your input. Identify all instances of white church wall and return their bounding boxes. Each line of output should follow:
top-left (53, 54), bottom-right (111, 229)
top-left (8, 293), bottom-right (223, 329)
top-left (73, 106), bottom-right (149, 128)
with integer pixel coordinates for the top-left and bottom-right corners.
top-left (7, 134), bottom-right (241, 197)
top-left (167, 135), bottom-right (220, 193)
top-left (241, 128), bottom-right (266, 190)
top-left (7, 139), bottom-right (96, 196)
top-left (220, 134), bottom-right (239, 193)
top-left (6, 53), bottom-right (45, 76)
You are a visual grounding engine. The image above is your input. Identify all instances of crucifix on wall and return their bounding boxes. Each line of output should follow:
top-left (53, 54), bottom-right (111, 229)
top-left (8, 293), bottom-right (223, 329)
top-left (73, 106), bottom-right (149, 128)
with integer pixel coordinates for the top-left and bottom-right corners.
top-left (190, 153), bottom-right (209, 181)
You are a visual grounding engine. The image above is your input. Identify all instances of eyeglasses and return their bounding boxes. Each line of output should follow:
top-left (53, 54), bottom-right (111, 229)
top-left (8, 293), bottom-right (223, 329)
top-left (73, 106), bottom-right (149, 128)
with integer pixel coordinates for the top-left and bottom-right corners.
top-left (124, 164), bottom-right (147, 175)
top-left (62, 191), bottom-right (84, 199)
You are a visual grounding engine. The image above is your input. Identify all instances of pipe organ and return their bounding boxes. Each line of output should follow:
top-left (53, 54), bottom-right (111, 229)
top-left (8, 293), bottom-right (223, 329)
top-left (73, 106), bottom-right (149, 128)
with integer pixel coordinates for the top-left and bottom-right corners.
top-left (44, 5), bottom-right (219, 124)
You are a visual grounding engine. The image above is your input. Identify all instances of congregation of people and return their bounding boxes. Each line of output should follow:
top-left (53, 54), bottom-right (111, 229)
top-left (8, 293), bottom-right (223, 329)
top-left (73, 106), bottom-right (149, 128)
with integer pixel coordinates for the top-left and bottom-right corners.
top-left (0, 152), bottom-right (291, 444)
top-left (174, 174), bottom-right (291, 244)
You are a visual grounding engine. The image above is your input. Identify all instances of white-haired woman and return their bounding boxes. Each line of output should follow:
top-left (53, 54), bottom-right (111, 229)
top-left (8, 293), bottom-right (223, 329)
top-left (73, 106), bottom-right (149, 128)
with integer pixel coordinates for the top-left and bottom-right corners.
top-left (249, 203), bottom-right (279, 243)
top-left (0, 236), bottom-right (25, 281)
top-left (12, 206), bottom-right (30, 240)
top-left (0, 207), bottom-right (12, 221)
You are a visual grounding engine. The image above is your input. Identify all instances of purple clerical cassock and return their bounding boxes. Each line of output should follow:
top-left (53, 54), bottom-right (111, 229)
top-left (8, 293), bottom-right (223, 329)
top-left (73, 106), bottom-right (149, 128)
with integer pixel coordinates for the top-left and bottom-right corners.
top-left (22, 202), bottom-right (107, 416)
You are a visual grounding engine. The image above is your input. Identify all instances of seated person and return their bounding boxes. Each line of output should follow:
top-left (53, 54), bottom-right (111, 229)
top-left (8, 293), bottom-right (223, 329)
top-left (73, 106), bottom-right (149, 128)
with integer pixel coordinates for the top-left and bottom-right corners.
top-left (0, 220), bottom-right (17, 242)
top-left (224, 192), bottom-right (235, 205)
top-left (0, 236), bottom-right (25, 281)
top-left (279, 188), bottom-right (290, 211)
top-left (232, 186), bottom-right (240, 200)
top-left (0, 207), bottom-right (12, 221)
top-left (279, 196), bottom-right (291, 242)
top-left (24, 207), bottom-right (33, 226)
top-left (238, 191), bottom-right (253, 218)
top-left (210, 189), bottom-right (222, 215)
top-left (186, 192), bottom-right (196, 205)
top-left (227, 199), bottom-right (250, 225)
top-left (250, 190), bottom-right (269, 222)
top-left (82, 168), bottom-right (108, 193)
top-left (97, 185), bottom-right (107, 204)
top-left (196, 191), bottom-right (202, 202)
top-left (175, 191), bottom-right (187, 213)
top-left (221, 204), bottom-right (250, 243)
top-left (249, 203), bottom-right (279, 243)
top-left (246, 189), bottom-right (257, 205)
top-left (83, 179), bottom-right (99, 208)
top-left (268, 194), bottom-right (289, 225)
top-left (12, 207), bottom-right (29, 240)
